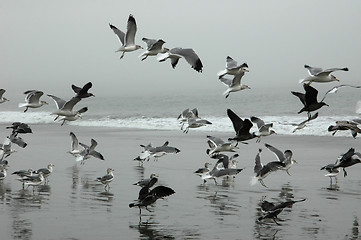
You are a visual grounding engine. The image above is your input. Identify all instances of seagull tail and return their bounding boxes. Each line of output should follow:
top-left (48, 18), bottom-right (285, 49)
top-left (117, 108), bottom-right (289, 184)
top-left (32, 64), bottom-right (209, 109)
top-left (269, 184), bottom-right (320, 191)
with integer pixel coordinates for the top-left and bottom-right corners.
top-left (18, 103), bottom-right (27, 108)
top-left (299, 78), bottom-right (307, 84)
top-left (223, 89), bottom-right (230, 98)
top-left (217, 70), bottom-right (227, 78)
top-left (157, 53), bottom-right (168, 62)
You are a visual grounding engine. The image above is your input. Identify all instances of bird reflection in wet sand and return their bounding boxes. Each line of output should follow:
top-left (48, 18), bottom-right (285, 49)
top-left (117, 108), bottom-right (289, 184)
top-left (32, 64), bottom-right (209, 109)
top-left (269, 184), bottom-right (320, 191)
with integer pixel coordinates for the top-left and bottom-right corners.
top-left (129, 216), bottom-right (175, 239)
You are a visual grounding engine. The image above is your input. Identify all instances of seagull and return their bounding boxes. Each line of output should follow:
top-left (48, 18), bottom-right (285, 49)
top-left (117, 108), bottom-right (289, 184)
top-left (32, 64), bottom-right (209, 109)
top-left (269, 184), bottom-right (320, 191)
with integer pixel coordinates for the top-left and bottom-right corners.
top-left (59, 107), bottom-right (88, 126)
top-left (157, 47), bottom-right (203, 72)
top-left (96, 168), bottom-right (114, 191)
top-left (264, 143), bottom-right (297, 176)
top-left (253, 149), bottom-right (285, 188)
top-left (8, 132), bottom-right (27, 148)
top-left (251, 116), bottom-right (276, 142)
top-left (194, 162), bottom-right (212, 183)
top-left (109, 14), bottom-right (143, 59)
top-left (333, 148), bottom-right (361, 177)
top-left (18, 172), bottom-right (45, 191)
top-left (183, 117), bottom-right (212, 133)
top-left (320, 160), bottom-right (340, 184)
top-left (258, 198), bottom-right (306, 225)
top-left (299, 65), bottom-right (348, 84)
top-left (18, 90), bottom-right (48, 112)
top-left (217, 56), bottom-right (249, 78)
top-left (34, 164), bottom-right (54, 183)
top-left (0, 89), bottom-right (9, 103)
top-left (0, 166), bottom-right (6, 181)
top-left (129, 178), bottom-right (175, 214)
top-left (47, 95), bottom-right (82, 121)
top-left (203, 154), bottom-right (243, 184)
top-left (227, 109), bottom-right (259, 143)
top-left (292, 112), bottom-right (319, 133)
top-left (71, 82), bottom-right (95, 98)
top-left (206, 135), bottom-right (238, 156)
top-left (219, 74), bottom-right (250, 98)
top-left (139, 38), bottom-right (169, 61)
top-left (6, 122), bottom-right (32, 134)
top-left (133, 173), bottom-right (158, 188)
top-left (177, 108), bottom-right (199, 130)
top-left (328, 120), bottom-right (361, 138)
top-left (75, 139), bottom-right (105, 164)
top-left (0, 137), bottom-right (16, 159)
top-left (148, 141), bottom-right (180, 160)
top-left (291, 84), bottom-right (328, 117)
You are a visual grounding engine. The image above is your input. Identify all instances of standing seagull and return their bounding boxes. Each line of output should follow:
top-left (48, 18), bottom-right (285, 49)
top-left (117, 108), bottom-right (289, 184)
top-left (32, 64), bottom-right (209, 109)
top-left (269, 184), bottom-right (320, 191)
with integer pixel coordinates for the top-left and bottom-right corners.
top-left (265, 143), bottom-right (297, 176)
top-left (18, 90), bottom-right (48, 112)
top-left (139, 38), bottom-right (169, 61)
top-left (227, 109), bottom-right (259, 143)
top-left (71, 82), bottom-right (95, 98)
top-left (217, 56), bottom-right (249, 78)
top-left (34, 164), bottom-right (54, 183)
top-left (96, 168), bottom-right (114, 191)
top-left (194, 163), bottom-right (212, 183)
top-left (291, 84), bottom-right (328, 118)
top-left (299, 65), bottom-right (348, 84)
top-left (157, 47), bottom-right (203, 72)
top-left (253, 149), bottom-right (285, 188)
top-left (133, 173), bottom-right (158, 188)
top-left (219, 74), bottom-right (250, 98)
top-left (0, 89), bottom-right (9, 103)
top-left (109, 14), bottom-right (143, 59)
top-left (320, 160), bottom-right (340, 184)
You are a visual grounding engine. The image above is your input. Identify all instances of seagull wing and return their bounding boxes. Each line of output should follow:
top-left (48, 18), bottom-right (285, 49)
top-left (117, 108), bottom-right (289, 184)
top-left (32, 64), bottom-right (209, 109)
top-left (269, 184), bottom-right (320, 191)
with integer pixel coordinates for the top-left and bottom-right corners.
top-left (149, 186), bottom-right (175, 198)
top-left (317, 67), bottom-right (349, 77)
top-left (125, 14), bottom-right (137, 46)
top-left (170, 48), bottom-right (203, 72)
top-left (227, 109), bottom-right (244, 135)
top-left (62, 97), bottom-right (81, 111)
top-left (251, 116), bottom-right (265, 129)
top-left (47, 94), bottom-right (66, 109)
top-left (69, 132), bottom-right (79, 151)
top-left (207, 136), bottom-right (225, 146)
top-left (25, 90), bottom-right (43, 103)
top-left (304, 65), bottom-right (322, 76)
top-left (265, 143), bottom-right (286, 162)
top-left (225, 56), bottom-right (238, 69)
top-left (109, 24), bottom-right (125, 45)
top-left (304, 84), bottom-right (319, 105)
top-left (291, 91), bottom-right (306, 106)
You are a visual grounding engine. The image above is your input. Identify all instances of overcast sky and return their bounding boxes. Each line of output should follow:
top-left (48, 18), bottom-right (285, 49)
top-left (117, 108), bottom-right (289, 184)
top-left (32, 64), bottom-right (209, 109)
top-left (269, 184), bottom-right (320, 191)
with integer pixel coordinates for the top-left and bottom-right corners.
top-left (1, 1), bottom-right (360, 100)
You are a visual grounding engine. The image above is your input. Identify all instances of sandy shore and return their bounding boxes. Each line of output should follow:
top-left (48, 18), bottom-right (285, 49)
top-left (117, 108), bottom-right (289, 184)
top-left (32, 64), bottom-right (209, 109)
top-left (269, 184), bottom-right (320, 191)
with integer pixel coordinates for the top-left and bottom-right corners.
top-left (1, 123), bottom-right (361, 239)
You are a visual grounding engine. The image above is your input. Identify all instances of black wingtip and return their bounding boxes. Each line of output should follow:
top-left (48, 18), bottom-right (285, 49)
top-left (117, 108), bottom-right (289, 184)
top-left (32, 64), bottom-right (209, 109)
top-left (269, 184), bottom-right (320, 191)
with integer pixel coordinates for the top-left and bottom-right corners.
top-left (343, 67), bottom-right (349, 71)
top-left (304, 64), bottom-right (310, 68)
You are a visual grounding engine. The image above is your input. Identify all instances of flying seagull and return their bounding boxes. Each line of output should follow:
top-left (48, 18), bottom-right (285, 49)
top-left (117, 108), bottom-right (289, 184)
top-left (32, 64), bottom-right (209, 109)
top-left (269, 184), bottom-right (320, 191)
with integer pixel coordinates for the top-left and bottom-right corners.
top-left (109, 14), bottom-right (143, 59)
top-left (299, 64), bottom-right (348, 84)
top-left (227, 109), bottom-right (259, 142)
top-left (0, 89), bottom-right (9, 104)
top-left (217, 56), bottom-right (249, 78)
top-left (139, 38), bottom-right (169, 61)
top-left (264, 143), bottom-right (297, 176)
top-left (157, 47), bottom-right (203, 72)
top-left (18, 90), bottom-right (48, 112)
top-left (71, 82), bottom-right (95, 98)
top-left (219, 74), bottom-right (250, 98)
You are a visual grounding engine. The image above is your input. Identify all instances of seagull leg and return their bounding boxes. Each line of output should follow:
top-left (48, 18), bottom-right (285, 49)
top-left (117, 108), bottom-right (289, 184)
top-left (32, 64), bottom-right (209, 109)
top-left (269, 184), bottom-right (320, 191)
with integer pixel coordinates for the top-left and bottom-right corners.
top-left (259, 179), bottom-right (268, 188)
top-left (61, 120), bottom-right (66, 126)
top-left (343, 168), bottom-right (347, 177)
top-left (273, 217), bottom-right (281, 225)
top-left (24, 107), bottom-right (28, 113)
top-left (286, 170), bottom-right (292, 176)
top-left (119, 52), bottom-right (125, 59)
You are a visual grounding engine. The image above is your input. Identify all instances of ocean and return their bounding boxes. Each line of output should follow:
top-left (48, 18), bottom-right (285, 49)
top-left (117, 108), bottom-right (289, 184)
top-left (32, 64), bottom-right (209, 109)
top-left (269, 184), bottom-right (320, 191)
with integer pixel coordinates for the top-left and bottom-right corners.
top-left (1, 87), bottom-right (360, 137)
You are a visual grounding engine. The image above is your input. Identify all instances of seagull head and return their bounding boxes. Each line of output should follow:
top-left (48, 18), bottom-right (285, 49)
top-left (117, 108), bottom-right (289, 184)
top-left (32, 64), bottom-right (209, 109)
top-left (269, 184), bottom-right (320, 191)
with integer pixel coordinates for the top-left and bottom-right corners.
top-left (135, 45), bottom-right (143, 50)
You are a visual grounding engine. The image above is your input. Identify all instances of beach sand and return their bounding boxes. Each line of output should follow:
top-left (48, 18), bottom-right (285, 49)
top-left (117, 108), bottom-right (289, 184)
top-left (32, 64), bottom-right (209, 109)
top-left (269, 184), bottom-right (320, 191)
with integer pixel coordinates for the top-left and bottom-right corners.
top-left (0, 123), bottom-right (360, 239)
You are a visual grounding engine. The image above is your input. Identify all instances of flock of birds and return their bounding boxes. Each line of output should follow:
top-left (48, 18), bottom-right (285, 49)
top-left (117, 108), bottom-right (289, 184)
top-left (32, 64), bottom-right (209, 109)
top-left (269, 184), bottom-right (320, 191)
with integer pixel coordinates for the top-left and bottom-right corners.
top-left (1, 13), bottom-right (361, 224)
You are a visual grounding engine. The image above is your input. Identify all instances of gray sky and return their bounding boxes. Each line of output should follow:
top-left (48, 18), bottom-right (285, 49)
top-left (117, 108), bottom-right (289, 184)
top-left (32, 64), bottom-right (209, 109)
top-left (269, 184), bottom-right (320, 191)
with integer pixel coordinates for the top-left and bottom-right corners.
top-left (1, 0), bottom-right (360, 99)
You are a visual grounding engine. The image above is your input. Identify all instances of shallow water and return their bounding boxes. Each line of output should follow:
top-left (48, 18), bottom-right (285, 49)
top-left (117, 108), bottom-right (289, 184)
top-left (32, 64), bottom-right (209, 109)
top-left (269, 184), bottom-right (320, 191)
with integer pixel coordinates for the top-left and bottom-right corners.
top-left (0, 126), bottom-right (361, 240)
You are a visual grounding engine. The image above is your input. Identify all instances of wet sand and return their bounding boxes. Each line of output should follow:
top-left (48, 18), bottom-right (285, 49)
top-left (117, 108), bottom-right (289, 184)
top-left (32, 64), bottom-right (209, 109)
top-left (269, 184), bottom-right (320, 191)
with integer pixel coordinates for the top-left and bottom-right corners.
top-left (0, 124), bottom-right (361, 239)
